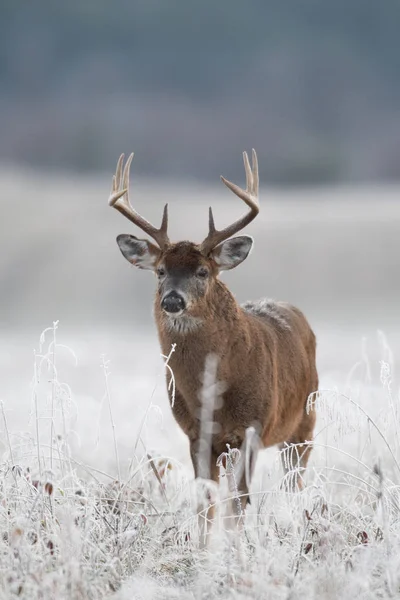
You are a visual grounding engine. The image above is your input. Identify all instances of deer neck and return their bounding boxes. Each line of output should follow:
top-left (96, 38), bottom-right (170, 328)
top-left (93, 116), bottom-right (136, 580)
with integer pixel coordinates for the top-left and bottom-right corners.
top-left (154, 280), bottom-right (243, 359)
top-left (154, 281), bottom-right (252, 409)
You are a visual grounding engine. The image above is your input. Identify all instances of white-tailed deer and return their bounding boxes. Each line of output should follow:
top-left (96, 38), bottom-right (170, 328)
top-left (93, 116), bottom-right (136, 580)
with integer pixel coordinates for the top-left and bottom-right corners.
top-left (108, 150), bottom-right (318, 526)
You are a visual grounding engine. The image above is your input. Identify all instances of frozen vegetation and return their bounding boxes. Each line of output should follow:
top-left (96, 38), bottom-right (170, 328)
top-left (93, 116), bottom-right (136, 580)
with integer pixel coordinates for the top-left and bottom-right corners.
top-left (0, 322), bottom-right (399, 599)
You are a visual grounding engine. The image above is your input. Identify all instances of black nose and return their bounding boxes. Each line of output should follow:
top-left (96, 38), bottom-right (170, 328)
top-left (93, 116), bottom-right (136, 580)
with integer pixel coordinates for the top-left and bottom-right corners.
top-left (161, 292), bottom-right (185, 314)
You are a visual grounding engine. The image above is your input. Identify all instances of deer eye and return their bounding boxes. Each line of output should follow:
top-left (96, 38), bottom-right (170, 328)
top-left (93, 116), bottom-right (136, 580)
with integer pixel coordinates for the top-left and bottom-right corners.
top-left (196, 267), bottom-right (209, 279)
top-left (157, 267), bottom-right (166, 278)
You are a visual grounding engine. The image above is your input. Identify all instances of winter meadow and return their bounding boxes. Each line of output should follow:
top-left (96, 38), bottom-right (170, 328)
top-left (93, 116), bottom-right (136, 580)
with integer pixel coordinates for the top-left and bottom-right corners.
top-left (2, 3), bottom-right (400, 597)
top-left (1, 167), bottom-right (400, 599)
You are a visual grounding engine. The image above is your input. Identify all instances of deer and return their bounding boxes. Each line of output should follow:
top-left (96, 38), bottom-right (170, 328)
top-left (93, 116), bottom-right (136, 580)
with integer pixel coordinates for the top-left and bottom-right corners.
top-left (107, 150), bottom-right (318, 535)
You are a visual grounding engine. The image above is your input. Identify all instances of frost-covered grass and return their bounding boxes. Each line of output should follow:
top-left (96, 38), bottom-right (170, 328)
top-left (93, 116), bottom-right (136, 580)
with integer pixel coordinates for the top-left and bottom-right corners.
top-left (0, 324), bottom-right (399, 599)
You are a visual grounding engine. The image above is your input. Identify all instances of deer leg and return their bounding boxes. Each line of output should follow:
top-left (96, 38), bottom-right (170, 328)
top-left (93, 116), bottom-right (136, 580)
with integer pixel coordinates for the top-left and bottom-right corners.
top-left (221, 435), bottom-right (258, 529)
top-left (279, 408), bottom-right (316, 491)
top-left (230, 445), bottom-right (258, 512)
top-left (190, 439), bottom-right (220, 546)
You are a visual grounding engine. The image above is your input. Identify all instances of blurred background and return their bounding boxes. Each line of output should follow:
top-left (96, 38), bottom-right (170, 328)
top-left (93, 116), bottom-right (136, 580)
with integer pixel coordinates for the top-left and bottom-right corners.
top-left (2, 1), bottom-right (400, 182)
top-left (0, 1), bottom-right (399, 470)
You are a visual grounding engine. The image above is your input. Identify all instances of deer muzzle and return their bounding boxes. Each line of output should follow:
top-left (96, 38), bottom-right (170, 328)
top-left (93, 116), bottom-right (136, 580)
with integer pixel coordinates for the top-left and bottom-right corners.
top-left (161, 291), bottom-right (186, 314)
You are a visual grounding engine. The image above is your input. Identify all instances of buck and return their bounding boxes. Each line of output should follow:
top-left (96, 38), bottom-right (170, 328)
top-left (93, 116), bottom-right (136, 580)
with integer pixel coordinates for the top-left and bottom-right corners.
top-left (108, 150), bottom-right (318, 525)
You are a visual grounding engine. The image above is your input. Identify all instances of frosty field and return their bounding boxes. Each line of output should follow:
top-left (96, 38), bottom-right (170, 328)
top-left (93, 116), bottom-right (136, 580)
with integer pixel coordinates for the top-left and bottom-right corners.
top-left (0, 169), bottom-right (400, 598)
top-left (0, 322), bottom-right (398, 599)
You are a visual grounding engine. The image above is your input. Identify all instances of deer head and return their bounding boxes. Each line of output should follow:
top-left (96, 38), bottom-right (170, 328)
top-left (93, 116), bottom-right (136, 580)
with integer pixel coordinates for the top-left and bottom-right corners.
top-left (109, 151), bottom-right (259, 320)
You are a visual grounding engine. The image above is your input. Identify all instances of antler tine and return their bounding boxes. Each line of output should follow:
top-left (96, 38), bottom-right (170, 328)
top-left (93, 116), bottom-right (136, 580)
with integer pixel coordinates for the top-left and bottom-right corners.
top-left (208, 206), bottom-right (216, 234)
top-left (200, 149), bottom-right (260, 255)
top-left (116, 152), bottom-right (125, 192)
top-left (108, 153), bottom-right (170, 249)
top-left (244, 150), bottom-right (253, 194)
top-left (252, 148), bottom-right (259, 197)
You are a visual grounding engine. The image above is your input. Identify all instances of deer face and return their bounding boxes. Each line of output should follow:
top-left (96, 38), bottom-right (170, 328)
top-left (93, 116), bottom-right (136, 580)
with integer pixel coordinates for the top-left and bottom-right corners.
top-left (116, 236), bottom-right (253, 317)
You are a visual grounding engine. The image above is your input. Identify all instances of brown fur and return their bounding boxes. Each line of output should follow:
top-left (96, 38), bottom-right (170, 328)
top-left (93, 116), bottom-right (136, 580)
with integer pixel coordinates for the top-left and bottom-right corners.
top-left (154, 242), bottom-right (318, 512)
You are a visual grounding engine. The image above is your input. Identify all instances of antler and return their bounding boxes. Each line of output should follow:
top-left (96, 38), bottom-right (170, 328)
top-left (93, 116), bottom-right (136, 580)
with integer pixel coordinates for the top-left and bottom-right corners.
top-left (200, 149), bottom-right (259, 256)
top-left (108, 153), bottom-right (170, 249)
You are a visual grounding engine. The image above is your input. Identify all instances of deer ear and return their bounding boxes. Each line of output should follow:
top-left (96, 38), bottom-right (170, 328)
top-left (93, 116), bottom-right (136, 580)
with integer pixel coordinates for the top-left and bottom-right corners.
top-left (116, 234), bottom-right (161, 270)
top-left (211, 235), bottom-right (253, 271)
